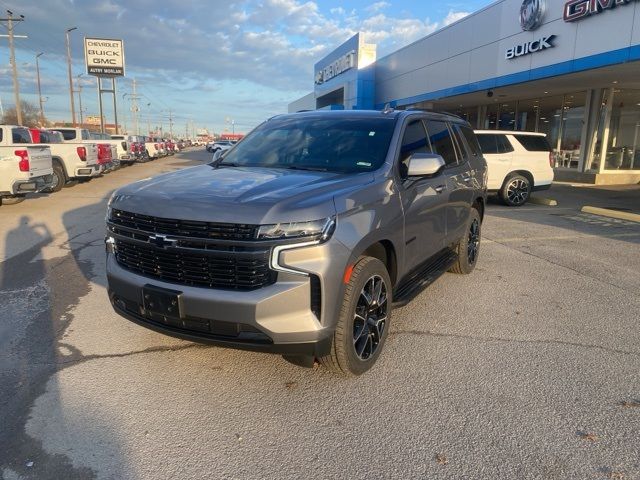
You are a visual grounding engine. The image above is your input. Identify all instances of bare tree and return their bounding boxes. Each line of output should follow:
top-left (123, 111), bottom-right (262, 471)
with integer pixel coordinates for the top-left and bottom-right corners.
top-left (1, 100), bottom-right (47, 127)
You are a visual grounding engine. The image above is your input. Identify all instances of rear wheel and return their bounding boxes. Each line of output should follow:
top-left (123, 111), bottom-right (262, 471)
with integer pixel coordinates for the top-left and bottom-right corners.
top-left (449, 208), bottom-right (481, 274)
top-left (320, 257), bottom-right (392, 376)
top-left (500, 174), bottom-right (531, 206)
top-left (49, 162), bottom-right (66, 192)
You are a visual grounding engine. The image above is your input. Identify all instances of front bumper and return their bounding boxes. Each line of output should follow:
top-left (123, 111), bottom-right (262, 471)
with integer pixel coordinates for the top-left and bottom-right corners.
top-left (106, 237), bottom-right (350, 355)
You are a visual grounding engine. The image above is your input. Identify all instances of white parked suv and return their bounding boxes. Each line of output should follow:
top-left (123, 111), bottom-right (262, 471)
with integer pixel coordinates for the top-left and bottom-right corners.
top-left (475, 130), bottom-right (554, 206)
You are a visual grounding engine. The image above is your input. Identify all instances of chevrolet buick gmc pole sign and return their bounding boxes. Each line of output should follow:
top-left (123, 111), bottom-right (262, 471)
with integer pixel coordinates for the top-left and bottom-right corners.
top-left (84, 38), bottom-right (125, 77)
top-left (505, 0), bottom-right (556, 59)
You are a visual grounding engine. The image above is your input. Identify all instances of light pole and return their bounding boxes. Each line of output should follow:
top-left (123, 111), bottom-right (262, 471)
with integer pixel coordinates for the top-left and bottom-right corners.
top-left (35, 52), bottom-right (45, 125)
top-left (76, 73), bottom-right (84, 126)
top-left (65, 26), bottom-right (77, 126)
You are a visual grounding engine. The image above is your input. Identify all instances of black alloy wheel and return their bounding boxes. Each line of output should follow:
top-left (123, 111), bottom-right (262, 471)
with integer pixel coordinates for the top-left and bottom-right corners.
top-left (467, 218), bottom-right (480, 265)
top-left (353, 275), bottom-right (388, 360)
top-left (505, 177), bottom-right (530, 206)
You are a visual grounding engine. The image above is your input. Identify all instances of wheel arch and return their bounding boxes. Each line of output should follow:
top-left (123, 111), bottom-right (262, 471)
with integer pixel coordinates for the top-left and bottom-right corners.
top-left (504, 170), bottom-right (534, 188)
top-left (51, 156), bottom-right (69, 180)
top-left (359, 239), bottom-right (398, 286)
top-left (472, 196), bottom-right (485, 221)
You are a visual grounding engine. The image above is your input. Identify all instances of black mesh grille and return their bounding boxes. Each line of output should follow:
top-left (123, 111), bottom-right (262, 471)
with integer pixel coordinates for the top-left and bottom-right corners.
top-left (114, 239), bottom-right (275, 290)
top-left (110, 208), bottom-right (258, 241)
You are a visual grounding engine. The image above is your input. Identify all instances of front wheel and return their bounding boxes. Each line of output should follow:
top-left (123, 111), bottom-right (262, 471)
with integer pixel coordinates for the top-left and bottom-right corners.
top-left (449, 208), bottom-right (481, 274)
top-left (319, 257), bottom-right (392, 376)
top-left (500, 174), bottom-right (531, 206)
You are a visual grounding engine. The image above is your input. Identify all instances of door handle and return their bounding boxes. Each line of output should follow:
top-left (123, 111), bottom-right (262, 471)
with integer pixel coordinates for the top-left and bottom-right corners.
top-left (435, 185), bottom-right (446, 194)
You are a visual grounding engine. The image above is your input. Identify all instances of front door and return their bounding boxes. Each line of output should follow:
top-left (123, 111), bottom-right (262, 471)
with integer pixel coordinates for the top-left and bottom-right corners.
top-left (397, 118), bottom-right (448, 272)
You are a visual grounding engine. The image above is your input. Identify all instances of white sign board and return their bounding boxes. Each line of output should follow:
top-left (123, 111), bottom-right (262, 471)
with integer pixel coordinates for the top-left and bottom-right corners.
top-left (84, 37), bottom-right (125, 77)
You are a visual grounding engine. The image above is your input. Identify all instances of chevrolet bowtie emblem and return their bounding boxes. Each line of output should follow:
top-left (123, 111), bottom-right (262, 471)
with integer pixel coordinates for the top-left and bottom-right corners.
top-left (148, 234), bottom-right (178, 248)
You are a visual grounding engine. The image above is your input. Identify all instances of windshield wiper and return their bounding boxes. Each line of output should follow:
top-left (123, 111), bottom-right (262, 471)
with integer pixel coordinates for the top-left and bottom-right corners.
top-left (218, 161), bottom-right (238, 167)
top-left (283, 165), bottom-right (329, 172)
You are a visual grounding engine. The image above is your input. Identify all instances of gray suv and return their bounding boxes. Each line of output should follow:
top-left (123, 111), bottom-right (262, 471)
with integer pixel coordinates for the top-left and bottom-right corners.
top-left (106, 110), bottom-right (487, 375)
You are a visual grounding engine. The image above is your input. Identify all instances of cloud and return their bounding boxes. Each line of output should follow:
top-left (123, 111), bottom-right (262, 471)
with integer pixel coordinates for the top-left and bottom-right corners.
top-left (1, 0), bottom-right (475, 130)
top-left (443, 9), bottom-right (470, 25)
top-left (366, 2), bottom-right (391, 13)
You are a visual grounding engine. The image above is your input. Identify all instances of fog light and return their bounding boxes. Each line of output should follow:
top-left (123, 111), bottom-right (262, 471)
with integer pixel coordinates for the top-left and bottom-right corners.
top-left (105, 236), bottom-right (116, 253)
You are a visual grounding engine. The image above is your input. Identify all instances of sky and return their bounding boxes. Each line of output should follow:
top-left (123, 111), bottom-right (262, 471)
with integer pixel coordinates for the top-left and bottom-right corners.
top-left (0, 0), bottom-right (492, 136)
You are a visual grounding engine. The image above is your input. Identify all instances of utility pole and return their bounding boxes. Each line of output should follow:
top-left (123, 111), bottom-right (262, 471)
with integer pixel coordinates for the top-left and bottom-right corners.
top-left (35, 52), bottom-right (45, 125)
top-left (131, 79), bottom-right (140, 135)
top-left (76, 74), bottom-right (84, 126)
top-left (168, 109), bottom-right (173, 140)
top-left (65, 26), bottom-right (78, 126)
top-left (1, 11), bottom-right (26, 125)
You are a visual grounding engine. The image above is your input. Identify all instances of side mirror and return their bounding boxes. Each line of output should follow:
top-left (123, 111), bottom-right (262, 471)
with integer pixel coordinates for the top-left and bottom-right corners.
top-left (406, 153), bottom-right (446, 177)
top-left (212, 149), bottom-right (224, 162)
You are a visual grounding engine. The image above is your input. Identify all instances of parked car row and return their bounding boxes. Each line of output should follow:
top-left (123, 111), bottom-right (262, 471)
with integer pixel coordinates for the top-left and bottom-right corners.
top-left (0, 124), bottom-right (196, 206)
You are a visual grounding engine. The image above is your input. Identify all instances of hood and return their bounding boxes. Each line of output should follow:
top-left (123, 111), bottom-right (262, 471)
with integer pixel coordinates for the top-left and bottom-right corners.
top-left (110, 164), bottom-right (374, 224)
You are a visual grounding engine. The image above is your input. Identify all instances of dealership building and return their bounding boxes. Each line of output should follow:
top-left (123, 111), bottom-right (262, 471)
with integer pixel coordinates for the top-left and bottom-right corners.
top-left (289, 0), bottom-right (640, 184)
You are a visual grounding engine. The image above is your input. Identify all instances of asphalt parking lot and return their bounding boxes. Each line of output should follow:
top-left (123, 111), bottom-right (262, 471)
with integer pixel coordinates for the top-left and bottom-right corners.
top-left (1, 149), bottom-right (639, 480)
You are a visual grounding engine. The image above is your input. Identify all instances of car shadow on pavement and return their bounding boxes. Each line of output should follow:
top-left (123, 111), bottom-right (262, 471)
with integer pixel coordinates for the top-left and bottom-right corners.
top-left (0, 215), bottom-right (127, 479)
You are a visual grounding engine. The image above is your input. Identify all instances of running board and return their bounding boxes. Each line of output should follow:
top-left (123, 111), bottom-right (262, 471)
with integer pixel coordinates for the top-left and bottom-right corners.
top-left (392, 249), bottom-right (458, 308)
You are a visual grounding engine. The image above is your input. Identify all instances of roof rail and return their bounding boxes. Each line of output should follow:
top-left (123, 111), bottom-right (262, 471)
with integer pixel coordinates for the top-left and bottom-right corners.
top-left (405, 107), bottom-right (465, 120)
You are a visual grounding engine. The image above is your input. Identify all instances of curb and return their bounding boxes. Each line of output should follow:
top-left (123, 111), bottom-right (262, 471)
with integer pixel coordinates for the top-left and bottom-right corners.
top-left (581, 206), bottom-right (640, 223)
top-left (528, 196), bottom-right (558, 206)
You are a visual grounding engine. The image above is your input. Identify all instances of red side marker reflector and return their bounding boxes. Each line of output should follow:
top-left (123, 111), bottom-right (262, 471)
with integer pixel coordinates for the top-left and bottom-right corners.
top-left (343, 264), bottom-right (354, 284)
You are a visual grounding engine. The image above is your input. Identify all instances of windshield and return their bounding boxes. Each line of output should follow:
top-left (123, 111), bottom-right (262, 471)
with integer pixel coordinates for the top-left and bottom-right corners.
top-left (221, 115), bottom-right (396, 173)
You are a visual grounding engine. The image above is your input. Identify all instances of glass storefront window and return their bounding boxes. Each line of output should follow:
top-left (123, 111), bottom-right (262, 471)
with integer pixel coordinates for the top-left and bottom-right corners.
top-left (604, 89), bottom-right (640, 171)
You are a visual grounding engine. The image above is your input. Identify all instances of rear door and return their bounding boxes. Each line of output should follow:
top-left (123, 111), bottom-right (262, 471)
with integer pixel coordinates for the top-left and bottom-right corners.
top-left (397, 118), bottom-right (448, 270)
top-left (424, 119), bottom-right (470, 246)
top-left (476, 133), bottom-right (514, 189)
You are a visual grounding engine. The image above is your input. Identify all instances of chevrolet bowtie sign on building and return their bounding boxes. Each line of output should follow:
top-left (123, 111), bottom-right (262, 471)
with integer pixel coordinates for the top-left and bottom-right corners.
top-left (84, 38), bottom-right (125, 77)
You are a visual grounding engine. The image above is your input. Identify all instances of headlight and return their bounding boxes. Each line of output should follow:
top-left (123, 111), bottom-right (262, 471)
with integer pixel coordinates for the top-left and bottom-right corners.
top-left (257, 217), bottom-right (335, 241)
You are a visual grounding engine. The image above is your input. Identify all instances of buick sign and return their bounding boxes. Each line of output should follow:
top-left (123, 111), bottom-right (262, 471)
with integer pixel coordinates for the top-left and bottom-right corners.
top-left (520, 0), bottom-right (546, 30)
top-left (505, 35), bottom-right (556, 59)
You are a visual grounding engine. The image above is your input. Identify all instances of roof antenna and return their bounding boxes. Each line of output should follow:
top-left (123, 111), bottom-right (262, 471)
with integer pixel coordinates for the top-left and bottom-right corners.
top-left (382, 103), bottom-right (394, 114)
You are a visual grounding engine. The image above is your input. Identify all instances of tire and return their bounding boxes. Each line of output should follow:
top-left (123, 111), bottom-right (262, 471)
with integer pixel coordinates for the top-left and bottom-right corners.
top-left (449, 208), bottom-right (481, 274)
top-left (319, 256), bottom-right (392, 376)
top-left (499, 174), bottom-right (531, 206)
top-left (49, 162), bottom-right (66, 192)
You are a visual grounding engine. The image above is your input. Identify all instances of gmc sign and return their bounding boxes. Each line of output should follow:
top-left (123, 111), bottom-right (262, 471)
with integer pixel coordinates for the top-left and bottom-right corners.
top-left (564, 0), bottom-right (636, 22)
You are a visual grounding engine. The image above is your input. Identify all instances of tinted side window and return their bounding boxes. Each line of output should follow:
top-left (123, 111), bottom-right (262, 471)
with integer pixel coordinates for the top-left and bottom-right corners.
top-left (400, 119), bottom-right (429, 162)
top-left (476, 134), bottom-right (498, 154)
top-left (425, 120), bottom-right (457, 166)
top-left (12, 128), bottom-right (32, 144)
top-left (513, 134), bottom-right (551, 151)
top-left (476, 134), bottom-right (513, 154)
top-left (58, 130), bottom-right (76, 141)
top-left (458, 126), bottom-right (482, 157)
top-left (497, 135), bottom-right (514, 153)
top-left (81, 130), bottom-right (90, 140)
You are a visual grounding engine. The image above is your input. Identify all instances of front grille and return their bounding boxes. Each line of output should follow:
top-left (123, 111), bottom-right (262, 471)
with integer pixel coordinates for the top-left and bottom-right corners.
top-left (110, 208), bottom-right (258, 241)
top-left (114, 239), bottom-right (275, 290)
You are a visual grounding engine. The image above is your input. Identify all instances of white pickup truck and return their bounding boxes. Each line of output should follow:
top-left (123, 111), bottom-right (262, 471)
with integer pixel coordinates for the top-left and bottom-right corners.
top-left (0, 125), bottom-right (53, 205)
top-left (142, 136), bottom-right (162, 160)
top-left (30, 128), bottom-right (99, 191)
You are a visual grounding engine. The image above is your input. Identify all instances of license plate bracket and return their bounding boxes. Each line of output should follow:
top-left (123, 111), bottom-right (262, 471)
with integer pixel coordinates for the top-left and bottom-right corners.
top-left (142, 285), bottom-right (183, 321)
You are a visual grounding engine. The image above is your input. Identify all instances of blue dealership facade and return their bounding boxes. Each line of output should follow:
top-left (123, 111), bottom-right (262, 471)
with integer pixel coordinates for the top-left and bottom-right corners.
top-left (289, 0), bottom-right (640, 183)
